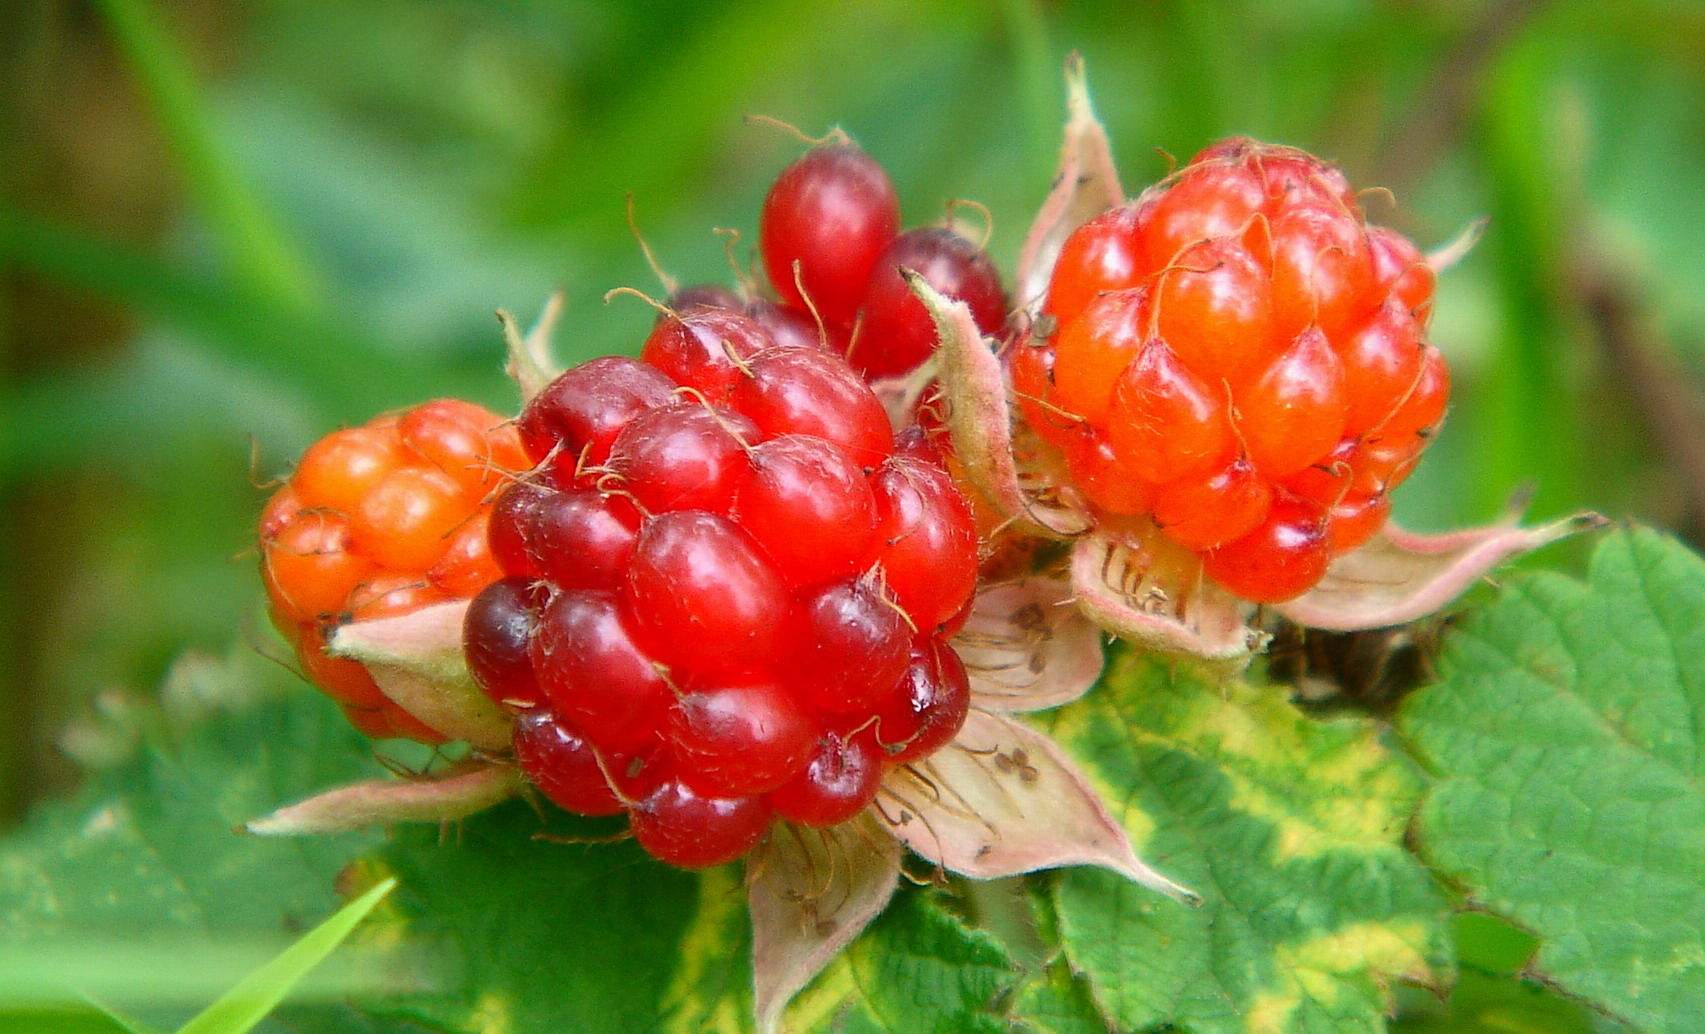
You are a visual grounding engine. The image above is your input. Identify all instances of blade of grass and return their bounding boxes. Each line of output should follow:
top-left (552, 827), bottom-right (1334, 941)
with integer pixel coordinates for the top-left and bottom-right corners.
top-left (174, 877), bottom-right (396, 1034)
top-left (93, 0), bottom-right (320, 310)
top-left (0, 209), bottom-right (441, 418)
top-left (1472, 36), bottom-right (1583, 518)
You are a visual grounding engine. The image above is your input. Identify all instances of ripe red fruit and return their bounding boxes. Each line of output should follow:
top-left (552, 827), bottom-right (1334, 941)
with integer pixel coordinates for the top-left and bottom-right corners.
top-left (630, 777), bottom-right (774, 869)
top-left (1202, 496), bottom-right (1330, 603)
top-left (669, 682), bottom-right (817, 796)
top-left (870, 456), bottom-right (979, 631)
top-left (518, 356), bottom-right (675, 483)
top-left (639, 305), bottom-right (772, 401)
top-left (261, 398), bottom-right (524, 741)
top-left (876, 637), bottom-right (971, 763)
top-left (727, 347), bottom-right (893, 466)
top-left (1028, 138), bottom-right (1451, 601)
top-left (531, 590), bottom-right (671, 752)
top-left (760, 143), bottom-right (900, 326)
top-left (1044, 205), bottom-right (1147, 324)
top-left (851, 227), bottom-right (1007, 379)
top-left (513, 709), bottom-right (625, 816)
top-left (464, 577), bottom-right (544, 710)
top-left (791, 580), bottom-right (912, 714)
top-left (473, 328), bottom-right (977, 866)
top-left (732, 434), bottom-right (878, 588)
top-left (770, 730), bottom-right (883, 827)
top-left (607, 403), bottom-right (757, 514)
top-left (624, 511), bottom-right (790, 679)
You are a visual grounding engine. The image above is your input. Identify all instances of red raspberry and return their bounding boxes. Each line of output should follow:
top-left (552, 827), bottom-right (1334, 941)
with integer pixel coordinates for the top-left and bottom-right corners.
top-left (760, 142), bottom-right (899, 326)
top-left (850, 227), bottom-right (1007, 379)
top-left (1026, 138), bottom-right (1450, 602)
top-left (755, 139), bottom-right (1007, 381)
top-left (260, 399), bottom-right (528, 739)
top-left (477, 339), bottom-right (980, 868)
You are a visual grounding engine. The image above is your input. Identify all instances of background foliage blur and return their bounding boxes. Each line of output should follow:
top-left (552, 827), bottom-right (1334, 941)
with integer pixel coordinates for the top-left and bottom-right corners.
top-left (2, 0), bottom-right (1702, 837)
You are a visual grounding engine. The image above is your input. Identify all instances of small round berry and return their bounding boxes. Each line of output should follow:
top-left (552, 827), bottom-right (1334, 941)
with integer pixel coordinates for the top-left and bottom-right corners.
top-left (607, 403), bottom-right (757, 514)
top-left (1203, 496), bottom-right (1330, 603)
top-left (640, 306), bottom-right (773, 401)
top-left (1051, 288), bottom-right (1150, 426)
top-left (345, 573), bottom-right (448, 621)
top-left (350, 466), bottom-right (467, 571)
top-left (1324, 491), bottom-right (1390, 555)
top-left (531, 590), bottom-right (671, 752)
top-left (1368, 227), bottom-right (1435, 316)
top-left (875, 637), bottom-right (970, 763)
top-left (851, 227), bottom-right (1006, 379)
top-left (1371, 345), bottom-right (1450, 444)
top-left (527, 489), bottom-right (641, 591)
top-left (760, 143), bottom-right (900, 326)
top-left (292, 426), bottom-right (403, 515)
top-left (1338, 301), bottom-right (1424, 436)
top-left (791, 580), bottom-right (912, 715)
top-left (489, 482), bottom-right (548, 578)
top-left (1044, 204), bottom-right (1146, 325)
top-left (629, 777), bottom-right (773, 869)
top-left (727, 347), bottom-right (893, 466)
top-left (1140, 160), bottom-right (1265, 273)
top-left (426, 512), bottom-right (504, 597)
top-left (263, 511), bottom-right (377, 622)
top-left (1108, 340), bottom-right (1234, 484)
top-left (1064, 433), bottom-right (1155, 516)
top-left (518, 357), bottom-right (675, 482)
top-left (513, 709), bottom-right (624, 816)
top-left (624, 511), bottom-right (790, 679)
top-left (731, 434), bottom-right (878, 588)
top-left (464, 577), bottom-right (544, 710)
top-left (1236, 327), bottom-right (1349, 478)
top-left (399, 398), bottom-right (527, 499)
top-left (668, 681), bottom-right (818, 796)
top-left (1152, 457), bottom-right (1273, 551)
top-left (1009, 337), bottom-right (1080, 449)
top-left (870, 456), bottom-right (979, 631)
top-left (1267, 202), bottom-right (1376, 339)
top-left (770, 730), bottom-right (883, 827)
top-left (1154, 237), bottom-right (1276, 383)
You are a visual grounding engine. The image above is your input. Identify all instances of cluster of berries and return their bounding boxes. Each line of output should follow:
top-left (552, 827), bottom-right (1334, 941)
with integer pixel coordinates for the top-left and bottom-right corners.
top-left (1013, 139), bottom-right (1448, 602)
top-left (462, 312), bottom-right (979, 867)
top-left (741, 135), bottom-right (1007, 380)
top-left (260, 400), bottom-right (527, 740)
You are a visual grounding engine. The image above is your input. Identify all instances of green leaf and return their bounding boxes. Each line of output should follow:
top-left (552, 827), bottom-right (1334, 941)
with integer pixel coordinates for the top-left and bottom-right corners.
top-left (1037, 652), bottom-right (1450, 1033)
top-left (177, 877), bottom-right (394, 1034)
top-left (1400, 527), bottom-right (1705, 1031)
top-left (786, 890), bottom-right (1016, 1034)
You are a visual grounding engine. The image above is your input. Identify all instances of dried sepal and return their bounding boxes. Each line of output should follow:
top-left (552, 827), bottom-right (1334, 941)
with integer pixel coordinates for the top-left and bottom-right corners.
top-left (872, 709), bottom-right (1195, 901)
top-left (243, 761), bottom-right (521, 836)
top-left (1425, 218), bottom-right (1488, 273)
top-left (1277, 511), bottom-right (1607, 632)
top-left (1070, 531), bottom-right (1266, 666)
top-left (953, 576), bottom-right (1105, 712)
top-left (498, 292), bottom-right (565, 403)
top-left (1015, 53), bottom-right (1123, 316)
top-left (747, 814), bottom-right (901, 1034)
top-left (910, 272), bottom-right (1091, 538)
top-left (329, 600), bottom-right (513, 750)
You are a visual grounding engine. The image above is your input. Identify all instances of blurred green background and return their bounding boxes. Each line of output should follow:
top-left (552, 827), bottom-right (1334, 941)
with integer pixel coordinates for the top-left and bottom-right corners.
top-left (2, 0), bottom-right (1702, 835)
